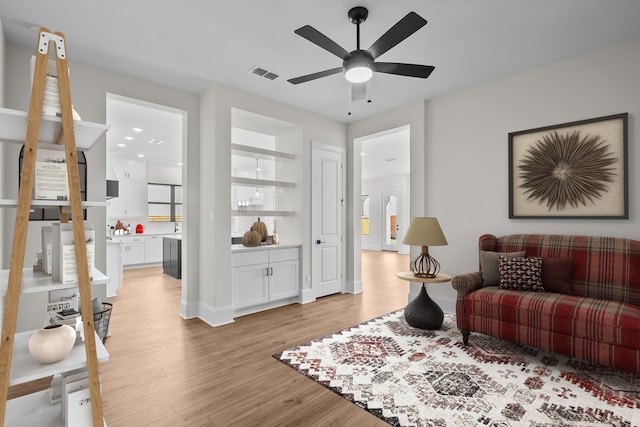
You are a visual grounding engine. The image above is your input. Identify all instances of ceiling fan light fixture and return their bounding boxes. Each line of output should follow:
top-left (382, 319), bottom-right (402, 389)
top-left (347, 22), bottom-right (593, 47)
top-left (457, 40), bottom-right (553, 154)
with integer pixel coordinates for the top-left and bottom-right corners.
top-left (344, 64), bottom-right (373, 83)
top-left (343, 50), bottom-right (374, 83)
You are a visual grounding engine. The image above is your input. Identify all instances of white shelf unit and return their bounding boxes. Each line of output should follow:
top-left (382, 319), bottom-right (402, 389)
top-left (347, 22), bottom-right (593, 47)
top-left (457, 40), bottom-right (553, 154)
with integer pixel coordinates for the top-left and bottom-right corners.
top-left (0, 268), bottom-right (109, 296)
top-left (231, 143), bottom-right (295, 161)
top-left (0, 103), bottom-right (110, 424)
top-left (6, 331), bottom-right (109, 427)
top-left (231, 209), bottom-right (296, 217)
top-left (0, 107), bottom-right (109, 149)
top-left (0, 200), bottom-right (107, 208)
top-left (231, 142), bottom-right (296, 218)
top-left (230, 176), bottom-right (296, 189)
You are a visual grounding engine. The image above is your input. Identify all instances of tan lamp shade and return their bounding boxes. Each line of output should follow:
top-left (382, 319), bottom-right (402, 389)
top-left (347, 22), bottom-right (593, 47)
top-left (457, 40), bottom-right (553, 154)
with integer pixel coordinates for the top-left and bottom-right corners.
top-left (402, 217), bottom-right (448, 247)
top-left (402, 217), bottom-right (448, 278)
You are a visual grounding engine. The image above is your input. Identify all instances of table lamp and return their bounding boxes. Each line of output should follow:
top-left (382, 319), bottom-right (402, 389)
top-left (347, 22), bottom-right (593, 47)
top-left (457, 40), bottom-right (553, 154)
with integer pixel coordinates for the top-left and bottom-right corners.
top-left (402, 217), bottom-right (448, 278)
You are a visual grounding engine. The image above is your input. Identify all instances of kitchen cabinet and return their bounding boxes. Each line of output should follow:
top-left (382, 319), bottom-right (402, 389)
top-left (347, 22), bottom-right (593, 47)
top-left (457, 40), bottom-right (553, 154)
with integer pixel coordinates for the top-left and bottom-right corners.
top-left (111, 236), bottom-right (145, 266)
top-left (163, 236), bottom-right (182, 279)
top-left (107, 179), bottom-right (147, 218)
top-left (145, 235), bottom-right (163, 263)
top-left (231, 246), bottom-right (299, 315)
top-left (112, 158), bottom-right (147, 180)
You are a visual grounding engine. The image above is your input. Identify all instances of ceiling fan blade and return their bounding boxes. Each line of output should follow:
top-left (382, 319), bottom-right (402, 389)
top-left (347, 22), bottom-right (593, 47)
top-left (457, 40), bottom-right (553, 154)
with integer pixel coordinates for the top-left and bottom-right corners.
top-left (294, 25), bottom-right (350, 59)
top-left (367, 12), bottom-right (427, 59)
top-left (287, 67), bottom-right (343, 85)
top-left (374, 62), bottom-right (435, 78)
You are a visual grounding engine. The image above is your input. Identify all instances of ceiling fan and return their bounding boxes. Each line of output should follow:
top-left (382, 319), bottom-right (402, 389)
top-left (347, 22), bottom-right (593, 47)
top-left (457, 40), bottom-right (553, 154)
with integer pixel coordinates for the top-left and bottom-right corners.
top-left (288, 6), bottom-right (435, 86)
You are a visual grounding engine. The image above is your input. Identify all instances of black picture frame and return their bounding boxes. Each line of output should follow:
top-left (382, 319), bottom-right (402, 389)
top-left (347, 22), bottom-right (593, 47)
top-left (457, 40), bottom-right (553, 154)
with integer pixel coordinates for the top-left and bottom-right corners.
top-left (509, 113), bottom-right (628, 219)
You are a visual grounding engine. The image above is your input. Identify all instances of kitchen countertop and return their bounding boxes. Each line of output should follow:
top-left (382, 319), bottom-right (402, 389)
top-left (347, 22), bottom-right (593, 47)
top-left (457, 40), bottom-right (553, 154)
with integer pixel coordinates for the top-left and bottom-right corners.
top-left (232, 243), bottom-right (300, 252)
top-left (163, 235), bottom-right (182, 240)
top-left (109, 232), bottom-right (182, 238)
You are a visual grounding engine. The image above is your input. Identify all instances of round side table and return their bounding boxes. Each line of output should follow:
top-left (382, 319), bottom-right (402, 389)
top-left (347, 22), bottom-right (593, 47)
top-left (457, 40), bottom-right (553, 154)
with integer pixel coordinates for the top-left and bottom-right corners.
top-left (396, 271), bottom-right (452, 330)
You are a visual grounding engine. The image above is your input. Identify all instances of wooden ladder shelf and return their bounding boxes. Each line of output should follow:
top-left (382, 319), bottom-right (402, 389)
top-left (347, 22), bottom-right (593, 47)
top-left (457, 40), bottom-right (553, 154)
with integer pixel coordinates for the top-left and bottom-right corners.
top-left (0, 28), bottom-right (104, 426)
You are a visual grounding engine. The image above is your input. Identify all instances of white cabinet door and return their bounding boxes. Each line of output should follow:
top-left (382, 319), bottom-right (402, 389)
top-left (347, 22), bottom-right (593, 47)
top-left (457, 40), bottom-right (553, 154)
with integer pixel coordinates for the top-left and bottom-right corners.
top-left (269, 260), bottom-right (299, 301)
top-left (108, 180), bottom-right (147, 218)
top-left (232, 263), bottom-right (269, 309)
top-left (122, 237), bottom-right (145, 266)
top-left (112, 159), bottom-right (147, 180)
top-left (124, 180), bottom-right (148, 217)
top-left (144, 236), bottom-right (163, 263)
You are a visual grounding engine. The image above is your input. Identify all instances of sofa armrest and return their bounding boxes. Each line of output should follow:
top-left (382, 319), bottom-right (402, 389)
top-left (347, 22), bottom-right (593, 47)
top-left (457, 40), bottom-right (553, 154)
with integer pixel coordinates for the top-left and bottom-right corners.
top-left (452, 271), bottom-right (484, 298)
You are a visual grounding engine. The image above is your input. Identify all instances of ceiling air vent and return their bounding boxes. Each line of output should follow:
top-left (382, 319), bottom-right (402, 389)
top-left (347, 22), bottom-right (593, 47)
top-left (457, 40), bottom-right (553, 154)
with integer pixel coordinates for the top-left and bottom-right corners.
top-left (250, 66), bottom-right (280, 81)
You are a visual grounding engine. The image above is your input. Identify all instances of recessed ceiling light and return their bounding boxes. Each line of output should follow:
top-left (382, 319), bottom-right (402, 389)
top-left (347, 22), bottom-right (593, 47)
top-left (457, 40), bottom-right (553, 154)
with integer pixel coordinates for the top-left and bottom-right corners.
top-left (117, 143), bottom-right (126, 147)
top-left (361, 152), bottom-right (365, 155)
top-left (124, 136), bottom-right (133, 140)
top-left (137, 154), bottom-right (145, 158)
top-left (177, 163), bottom-right (183, 166)
top-left (132, 127), bottom-right (143, 132)
top-left (148, 139), bottom-right (164, 144)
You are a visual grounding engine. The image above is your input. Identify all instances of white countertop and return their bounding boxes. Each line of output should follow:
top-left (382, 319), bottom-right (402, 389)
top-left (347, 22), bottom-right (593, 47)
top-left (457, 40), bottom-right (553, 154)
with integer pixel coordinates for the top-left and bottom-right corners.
top-left (232, 243), bottom-right (300, 252)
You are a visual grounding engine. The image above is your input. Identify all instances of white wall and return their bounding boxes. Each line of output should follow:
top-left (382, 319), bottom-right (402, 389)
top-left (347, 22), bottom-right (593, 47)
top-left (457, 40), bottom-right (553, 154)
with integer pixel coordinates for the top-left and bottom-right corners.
top-left (348, 37), bottom-right (640, 314)
top-left (196, 83), bottom-right (347, 326)
top-left (424, 36), bottom-right (640, 313)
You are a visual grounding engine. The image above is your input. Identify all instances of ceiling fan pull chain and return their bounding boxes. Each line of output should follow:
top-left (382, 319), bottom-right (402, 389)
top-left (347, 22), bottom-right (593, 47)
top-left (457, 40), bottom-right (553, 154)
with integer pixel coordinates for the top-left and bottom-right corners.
top-left (348, 84), bottom-right (352, 115)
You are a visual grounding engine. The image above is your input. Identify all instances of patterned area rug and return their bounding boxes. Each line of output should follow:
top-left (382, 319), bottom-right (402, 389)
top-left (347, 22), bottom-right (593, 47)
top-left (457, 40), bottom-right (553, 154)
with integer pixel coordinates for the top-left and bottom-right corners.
top-left (273, 311), bottom-right (640, 427)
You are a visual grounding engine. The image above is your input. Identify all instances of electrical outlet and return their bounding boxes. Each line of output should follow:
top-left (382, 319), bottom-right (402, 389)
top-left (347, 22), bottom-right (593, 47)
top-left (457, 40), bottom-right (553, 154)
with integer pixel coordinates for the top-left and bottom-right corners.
top-left (209, 210), bottom-right (214, 221)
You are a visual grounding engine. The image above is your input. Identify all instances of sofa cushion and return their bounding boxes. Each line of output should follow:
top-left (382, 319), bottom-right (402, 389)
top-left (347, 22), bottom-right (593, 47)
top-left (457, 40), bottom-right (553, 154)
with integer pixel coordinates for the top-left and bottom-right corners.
top-left (462, 287), bottom-right (640, 348)
top-left (541, 257), bottom-right (573, 294)
top-left (480, 250), bottom-right (525, 286)
top-left (498, 256), bottom-right (543, 291)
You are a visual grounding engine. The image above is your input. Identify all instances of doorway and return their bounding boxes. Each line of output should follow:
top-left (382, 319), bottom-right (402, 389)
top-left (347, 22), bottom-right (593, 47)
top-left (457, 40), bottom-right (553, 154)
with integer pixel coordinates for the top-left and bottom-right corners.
top-left (360, 126), bottom-right (410, 253)
top-left (105, 94), bottom-right (186, 297)
top-left (382, 190), bottom-right (399, 251)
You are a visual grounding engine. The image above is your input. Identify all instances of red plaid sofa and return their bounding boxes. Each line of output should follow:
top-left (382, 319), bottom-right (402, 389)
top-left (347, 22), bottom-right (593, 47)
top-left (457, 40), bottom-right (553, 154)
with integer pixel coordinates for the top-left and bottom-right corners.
top-left (452, 234), bottom-right (640, 374)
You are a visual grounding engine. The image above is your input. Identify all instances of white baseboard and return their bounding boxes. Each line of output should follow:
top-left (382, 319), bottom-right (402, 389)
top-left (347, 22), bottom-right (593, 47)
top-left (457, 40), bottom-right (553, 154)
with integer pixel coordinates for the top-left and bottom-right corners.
top-left (300, 288), bottom-right (316, 304)
top-left (345, 280), bottom-right (363, 294)
top-left (180, 300), bottom-right (199, 319)
top-left (197, 303), bottom-right (234, 327)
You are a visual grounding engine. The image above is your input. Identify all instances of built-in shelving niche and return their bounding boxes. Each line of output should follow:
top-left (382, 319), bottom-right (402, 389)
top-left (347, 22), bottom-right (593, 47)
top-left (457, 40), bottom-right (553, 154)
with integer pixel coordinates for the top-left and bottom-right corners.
top-left (230, 109), bottom-right (303, 245)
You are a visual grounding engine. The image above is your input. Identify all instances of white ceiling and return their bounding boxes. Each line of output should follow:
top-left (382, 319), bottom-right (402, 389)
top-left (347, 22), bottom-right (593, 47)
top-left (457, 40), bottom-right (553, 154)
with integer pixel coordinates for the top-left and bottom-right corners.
top-left (2, 1), bottom-right (640, 171)
top-left (106, 96), bottom-right (183, 165)
top-left (2, 0), bottom-right (640, 125)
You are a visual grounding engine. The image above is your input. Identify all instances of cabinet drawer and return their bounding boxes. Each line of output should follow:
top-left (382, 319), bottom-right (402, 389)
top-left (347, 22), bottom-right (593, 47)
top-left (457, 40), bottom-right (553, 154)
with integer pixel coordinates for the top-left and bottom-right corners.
top-left (269, 247), bottom-right (299, 263)
top-left (232, 250), bottom-right (269, 267)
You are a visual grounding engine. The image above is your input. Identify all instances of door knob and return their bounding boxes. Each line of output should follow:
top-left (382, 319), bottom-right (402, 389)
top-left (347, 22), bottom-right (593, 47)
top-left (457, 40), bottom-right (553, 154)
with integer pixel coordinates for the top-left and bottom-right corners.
top-left (316, 239), bottom-right (326, 244)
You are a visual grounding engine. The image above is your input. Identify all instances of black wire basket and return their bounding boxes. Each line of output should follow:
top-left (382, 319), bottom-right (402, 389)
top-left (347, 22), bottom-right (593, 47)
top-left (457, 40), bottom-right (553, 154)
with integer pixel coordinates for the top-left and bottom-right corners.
top-left (93, 302), bottom-right (112, 343)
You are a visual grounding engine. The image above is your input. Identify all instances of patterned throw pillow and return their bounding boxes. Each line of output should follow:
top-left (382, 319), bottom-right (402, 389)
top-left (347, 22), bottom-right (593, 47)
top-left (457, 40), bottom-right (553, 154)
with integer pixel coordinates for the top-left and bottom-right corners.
top-left (498, 256), bottom-right (543, 291)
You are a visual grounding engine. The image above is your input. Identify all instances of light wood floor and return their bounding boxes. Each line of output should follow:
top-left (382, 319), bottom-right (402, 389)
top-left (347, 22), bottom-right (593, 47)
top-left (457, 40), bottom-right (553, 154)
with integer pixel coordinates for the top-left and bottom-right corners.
top-left (13, 250), bottom-right (411, 426)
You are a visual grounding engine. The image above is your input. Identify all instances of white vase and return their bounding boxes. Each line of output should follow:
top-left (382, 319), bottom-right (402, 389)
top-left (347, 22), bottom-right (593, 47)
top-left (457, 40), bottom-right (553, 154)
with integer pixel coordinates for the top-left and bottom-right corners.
top-left (28, 324), bottom-right (76, 364)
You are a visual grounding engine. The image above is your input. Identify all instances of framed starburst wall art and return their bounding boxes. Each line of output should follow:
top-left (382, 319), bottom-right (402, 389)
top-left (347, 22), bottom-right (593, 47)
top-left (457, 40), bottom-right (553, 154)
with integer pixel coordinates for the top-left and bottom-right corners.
top-left (509, 113), bottom-right (628, 219)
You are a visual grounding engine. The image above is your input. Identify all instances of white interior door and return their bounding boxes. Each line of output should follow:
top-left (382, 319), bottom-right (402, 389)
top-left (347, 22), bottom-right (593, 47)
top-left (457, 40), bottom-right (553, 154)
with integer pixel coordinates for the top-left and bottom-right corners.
top-left (382, 191), bottom-right (399, 251)
top-left (312, 143), bottom-right (344, 298)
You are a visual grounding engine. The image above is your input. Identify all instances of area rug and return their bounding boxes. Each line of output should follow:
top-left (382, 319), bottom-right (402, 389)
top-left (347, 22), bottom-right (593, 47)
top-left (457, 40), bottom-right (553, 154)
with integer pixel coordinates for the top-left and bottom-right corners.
top-left (273, 311), bottom-right (640, 427)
